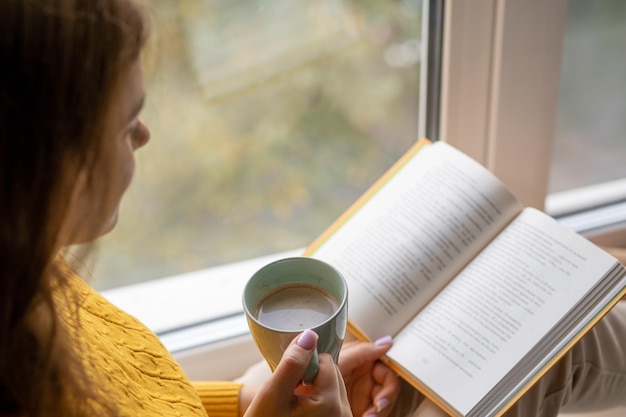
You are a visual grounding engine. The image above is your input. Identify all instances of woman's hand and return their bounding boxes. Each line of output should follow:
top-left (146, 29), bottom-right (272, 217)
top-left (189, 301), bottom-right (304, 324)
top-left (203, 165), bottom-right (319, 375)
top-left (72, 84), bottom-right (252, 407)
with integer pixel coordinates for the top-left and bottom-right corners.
top-left (338, 336), bottom-right (400, 417)
top-left (244, 329), bottom-right (352, 417)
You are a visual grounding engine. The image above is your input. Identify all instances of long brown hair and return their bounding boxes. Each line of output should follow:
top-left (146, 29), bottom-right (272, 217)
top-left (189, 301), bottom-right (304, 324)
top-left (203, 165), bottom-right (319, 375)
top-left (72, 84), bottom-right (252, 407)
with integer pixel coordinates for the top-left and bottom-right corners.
top-left (0, 0), bottom-right (148, 415)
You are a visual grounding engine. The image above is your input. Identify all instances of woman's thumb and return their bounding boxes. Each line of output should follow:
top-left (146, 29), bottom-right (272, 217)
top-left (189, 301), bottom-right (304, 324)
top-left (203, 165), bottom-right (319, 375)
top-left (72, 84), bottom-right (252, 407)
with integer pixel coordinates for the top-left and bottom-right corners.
top-left (271, 330), bottom-right (319, 390)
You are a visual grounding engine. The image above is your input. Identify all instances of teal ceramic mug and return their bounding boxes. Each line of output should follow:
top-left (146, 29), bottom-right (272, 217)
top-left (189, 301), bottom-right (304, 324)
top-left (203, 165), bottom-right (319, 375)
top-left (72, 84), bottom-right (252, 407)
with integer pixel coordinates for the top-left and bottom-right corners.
top-left (242, 256), bottom-right (348, 385)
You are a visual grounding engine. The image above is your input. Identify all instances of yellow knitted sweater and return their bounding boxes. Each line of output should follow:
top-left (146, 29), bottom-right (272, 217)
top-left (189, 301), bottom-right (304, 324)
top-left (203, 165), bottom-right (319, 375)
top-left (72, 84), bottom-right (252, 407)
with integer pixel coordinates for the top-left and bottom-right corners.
top-left (64, 274), bottom-right (242, 417)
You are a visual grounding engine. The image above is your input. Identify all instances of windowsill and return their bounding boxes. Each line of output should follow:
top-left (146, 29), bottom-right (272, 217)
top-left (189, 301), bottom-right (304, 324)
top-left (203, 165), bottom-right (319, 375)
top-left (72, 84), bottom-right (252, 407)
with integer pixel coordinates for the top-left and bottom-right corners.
top-left (102, 248), bottom-right (302, 352)
top-left (546, 179), bottom-right (626, 244)
top-left (546, 178), bottom-right (626, 219)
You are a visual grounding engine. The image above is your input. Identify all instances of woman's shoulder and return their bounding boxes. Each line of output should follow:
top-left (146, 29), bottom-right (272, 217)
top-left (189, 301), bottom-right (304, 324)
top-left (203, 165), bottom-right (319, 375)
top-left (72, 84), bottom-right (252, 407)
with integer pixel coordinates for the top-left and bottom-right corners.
top-left (62, 272), bottom-right (210, 416)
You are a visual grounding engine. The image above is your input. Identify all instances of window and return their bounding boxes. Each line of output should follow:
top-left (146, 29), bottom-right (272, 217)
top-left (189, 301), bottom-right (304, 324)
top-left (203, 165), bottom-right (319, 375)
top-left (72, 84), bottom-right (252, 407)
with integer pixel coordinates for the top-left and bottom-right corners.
top-left (550, 0), bottom-right (626, 194)
top-left (441, 2), bottom-right (566, 212)
top-left (545, 0), bottom-right (626, 239)
top-left (95, 0), bottom-right (426, 290)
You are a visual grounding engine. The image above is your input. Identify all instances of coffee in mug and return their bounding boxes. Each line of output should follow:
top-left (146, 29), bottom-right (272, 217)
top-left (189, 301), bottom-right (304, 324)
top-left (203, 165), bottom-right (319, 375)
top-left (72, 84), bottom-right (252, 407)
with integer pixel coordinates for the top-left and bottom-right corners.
top-left (255, 284), bottom-right (339, 331)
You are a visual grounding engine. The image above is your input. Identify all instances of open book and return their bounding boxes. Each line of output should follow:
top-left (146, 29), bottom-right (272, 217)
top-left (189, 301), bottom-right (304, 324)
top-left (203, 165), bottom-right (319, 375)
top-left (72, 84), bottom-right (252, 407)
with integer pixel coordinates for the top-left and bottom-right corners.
top-left (303, 139), bottom-right (626, 417)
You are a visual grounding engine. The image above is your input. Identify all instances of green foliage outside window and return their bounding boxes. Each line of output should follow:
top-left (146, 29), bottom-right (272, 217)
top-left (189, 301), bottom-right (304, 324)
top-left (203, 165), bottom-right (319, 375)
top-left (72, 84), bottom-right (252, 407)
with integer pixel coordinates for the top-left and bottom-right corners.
top-left (94, 0), bottom-right (423, 289)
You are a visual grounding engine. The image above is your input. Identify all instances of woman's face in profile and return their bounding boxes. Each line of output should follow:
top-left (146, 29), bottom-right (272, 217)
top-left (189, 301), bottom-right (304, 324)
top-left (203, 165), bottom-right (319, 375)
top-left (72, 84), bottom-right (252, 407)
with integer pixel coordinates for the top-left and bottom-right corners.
top-left (63, 59), bottom-right (150, 246)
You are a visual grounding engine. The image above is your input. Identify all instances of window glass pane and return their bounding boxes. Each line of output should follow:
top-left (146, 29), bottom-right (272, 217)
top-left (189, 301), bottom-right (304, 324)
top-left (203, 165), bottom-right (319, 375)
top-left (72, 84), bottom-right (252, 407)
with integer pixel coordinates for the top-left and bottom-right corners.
top-left (94, 0), bottom-right (424, 289)
top-left (550, 0), bottom-right (626, 193)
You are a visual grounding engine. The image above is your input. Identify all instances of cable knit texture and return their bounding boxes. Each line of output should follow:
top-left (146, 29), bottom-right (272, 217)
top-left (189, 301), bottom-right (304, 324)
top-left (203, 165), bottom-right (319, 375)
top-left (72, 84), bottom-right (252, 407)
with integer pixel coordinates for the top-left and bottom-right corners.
top-left (61, 273), bottom-right (242, 417)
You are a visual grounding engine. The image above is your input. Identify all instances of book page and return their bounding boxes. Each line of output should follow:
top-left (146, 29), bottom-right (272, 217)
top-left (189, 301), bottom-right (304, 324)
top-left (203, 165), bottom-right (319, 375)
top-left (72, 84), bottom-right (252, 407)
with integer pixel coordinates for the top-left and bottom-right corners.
top-left (310, 142), bottom-right (522, 340)
top-left (388, 208), bottom-right (618, 416)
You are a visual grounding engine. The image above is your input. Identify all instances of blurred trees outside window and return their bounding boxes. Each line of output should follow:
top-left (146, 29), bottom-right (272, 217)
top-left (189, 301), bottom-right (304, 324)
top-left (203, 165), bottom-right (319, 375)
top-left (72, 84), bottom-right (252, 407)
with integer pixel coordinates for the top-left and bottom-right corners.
top-left (94, 0), bottom-right (423, 289)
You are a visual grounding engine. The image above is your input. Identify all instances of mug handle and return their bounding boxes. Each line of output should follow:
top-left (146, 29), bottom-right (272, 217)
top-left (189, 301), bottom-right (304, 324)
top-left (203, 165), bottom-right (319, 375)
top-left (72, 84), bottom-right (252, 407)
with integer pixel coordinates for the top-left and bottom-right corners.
top-left (301, 349), bottom-right (319, 385)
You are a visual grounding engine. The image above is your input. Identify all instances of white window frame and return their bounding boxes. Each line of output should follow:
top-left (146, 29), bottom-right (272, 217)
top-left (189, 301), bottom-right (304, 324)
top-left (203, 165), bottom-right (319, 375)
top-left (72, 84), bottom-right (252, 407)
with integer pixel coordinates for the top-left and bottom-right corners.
top-left (102, 0), bottom-right (626, 381)
top-left (440, 0), bottom-right (568, 210)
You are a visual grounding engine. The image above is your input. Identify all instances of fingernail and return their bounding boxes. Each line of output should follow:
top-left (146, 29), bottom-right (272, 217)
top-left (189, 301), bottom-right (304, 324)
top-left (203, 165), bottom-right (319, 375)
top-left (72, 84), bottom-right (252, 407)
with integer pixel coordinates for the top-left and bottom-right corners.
top-left (364, 413), bottom-right (377, 417)
top-left (376, 397), bottom-right (390, 412)
top-left (374, 335), bottom-right (393, 347)
top-left (297, 329), bottom-right (318, 350)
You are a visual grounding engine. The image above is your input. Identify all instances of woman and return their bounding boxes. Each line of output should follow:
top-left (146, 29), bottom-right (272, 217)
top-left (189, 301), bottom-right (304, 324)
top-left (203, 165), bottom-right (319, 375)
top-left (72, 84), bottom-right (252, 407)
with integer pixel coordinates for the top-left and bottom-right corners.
top-left (0, 1), bottom-right (399, 416)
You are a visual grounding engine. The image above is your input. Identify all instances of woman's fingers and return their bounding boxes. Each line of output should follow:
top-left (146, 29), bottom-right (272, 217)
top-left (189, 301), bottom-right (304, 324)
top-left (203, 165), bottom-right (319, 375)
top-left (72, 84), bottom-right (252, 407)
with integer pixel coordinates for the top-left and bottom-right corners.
top-left (302, 353), bottom-right (351, 416)
top-left (339, 336), bottom-right (393, 376)
top-left (371, 361), bottom-right (400, 416)
top-left (338, 337), bottom-right (400, 417)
